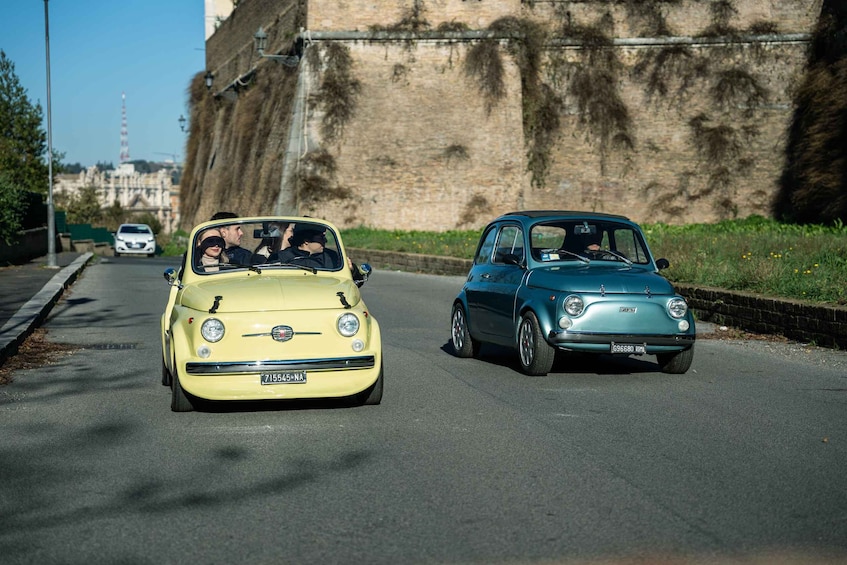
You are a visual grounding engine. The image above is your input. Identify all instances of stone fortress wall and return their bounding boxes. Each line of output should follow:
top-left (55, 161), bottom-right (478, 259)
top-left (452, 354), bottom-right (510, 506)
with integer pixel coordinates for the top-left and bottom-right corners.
top-left (197, 0), bottom-right (822, 231)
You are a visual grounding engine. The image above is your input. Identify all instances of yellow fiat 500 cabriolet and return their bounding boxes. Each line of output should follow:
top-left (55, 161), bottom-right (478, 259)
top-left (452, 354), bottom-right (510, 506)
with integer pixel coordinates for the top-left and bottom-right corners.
top-left (160, 216), bottom-right (382, 412)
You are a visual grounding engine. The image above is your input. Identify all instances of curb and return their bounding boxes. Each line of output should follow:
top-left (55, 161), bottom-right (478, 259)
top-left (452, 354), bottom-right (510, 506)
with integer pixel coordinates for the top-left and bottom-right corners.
top-left (0, 252), bottom-right (94, 365)
top-left (348, 248), bottom-right (847, 349)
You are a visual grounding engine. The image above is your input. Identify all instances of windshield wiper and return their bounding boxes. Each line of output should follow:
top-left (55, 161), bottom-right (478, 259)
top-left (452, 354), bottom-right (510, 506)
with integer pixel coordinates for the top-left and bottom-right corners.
top-left (219, 262), bottom-right (262, 274)
top-left (557, 250), bottom-right (590, 264)
top-left (602, 250), bottom-right (633, 266)
top-left (261, 260), bottom-right (317, 274)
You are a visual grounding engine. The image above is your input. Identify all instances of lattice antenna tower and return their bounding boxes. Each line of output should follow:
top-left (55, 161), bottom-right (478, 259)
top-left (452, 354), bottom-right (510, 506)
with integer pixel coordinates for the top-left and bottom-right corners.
top-left (120, 92), bottom-right (130, 163)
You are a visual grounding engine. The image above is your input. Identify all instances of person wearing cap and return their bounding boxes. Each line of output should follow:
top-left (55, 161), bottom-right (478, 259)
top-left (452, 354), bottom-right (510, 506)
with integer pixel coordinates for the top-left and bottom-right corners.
top-left (269, 224), bottom-right (364, 284)
top-left (195, 229), bottom-right (228, 272)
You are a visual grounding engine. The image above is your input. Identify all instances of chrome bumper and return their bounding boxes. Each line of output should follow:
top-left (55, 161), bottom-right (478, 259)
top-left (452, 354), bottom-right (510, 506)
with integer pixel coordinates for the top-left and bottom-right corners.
top-left (186, 355), bottom-right (376, 375)
top-left (548, 331), bottom-right (695, 347)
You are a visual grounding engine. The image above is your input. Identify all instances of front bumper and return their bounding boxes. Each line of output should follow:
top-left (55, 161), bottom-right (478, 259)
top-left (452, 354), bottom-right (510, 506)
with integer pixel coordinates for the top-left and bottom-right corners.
top-left (115, 241), bottom-right (155, 254)
top-left (186, 355), bottom-right (376, 375)
top-left (548, 330), bottom-right (695, 352)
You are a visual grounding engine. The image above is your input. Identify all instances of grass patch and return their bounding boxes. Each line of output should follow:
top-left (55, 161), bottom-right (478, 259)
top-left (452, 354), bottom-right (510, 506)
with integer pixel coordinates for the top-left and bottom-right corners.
top-left (343, 216), bottom-right (847, 306)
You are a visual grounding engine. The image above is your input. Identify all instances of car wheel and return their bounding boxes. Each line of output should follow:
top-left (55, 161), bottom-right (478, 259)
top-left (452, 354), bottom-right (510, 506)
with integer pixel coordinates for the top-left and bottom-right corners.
top-left (114, 252), bottom-right (120, 257)
top-left (161, 357), bottom-right (171, 386)
top-left (656, 345), bottom-right (694, 375)
top-left (171, 369), bottom-right (195, 412)
top-left (656, 346), bottom-right (694, 374)
top-left (451, 303), bottom-right (481, 358)
top-left (518, 311), bottom-right (555, 376)
top-left (356, 362), bottom-right (383, 406)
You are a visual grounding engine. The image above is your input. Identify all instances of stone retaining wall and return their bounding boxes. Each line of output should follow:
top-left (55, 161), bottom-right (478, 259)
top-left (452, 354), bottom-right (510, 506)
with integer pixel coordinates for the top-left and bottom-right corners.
top-left (349, 248), bottom-right (847, 349)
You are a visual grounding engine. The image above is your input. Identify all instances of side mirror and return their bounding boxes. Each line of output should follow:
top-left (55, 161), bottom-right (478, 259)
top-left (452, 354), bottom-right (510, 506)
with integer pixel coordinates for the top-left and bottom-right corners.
top-left (655, 258), bottom-right (670, 270)
top-left (356, 263), bottom-right (372, 287)
top-left (164, 267), bottom-right (178, 286)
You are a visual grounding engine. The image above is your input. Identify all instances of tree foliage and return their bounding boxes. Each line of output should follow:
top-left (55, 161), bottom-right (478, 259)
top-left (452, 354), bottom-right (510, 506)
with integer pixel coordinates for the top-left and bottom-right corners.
top-left (0, 50), bottom-right (48, 195)
top-left (64, 186), bottom-right (102, 225)
top-left (0, 172), bottom-right (27, 245)
top-left (775, 0), bottom-right (847, 224)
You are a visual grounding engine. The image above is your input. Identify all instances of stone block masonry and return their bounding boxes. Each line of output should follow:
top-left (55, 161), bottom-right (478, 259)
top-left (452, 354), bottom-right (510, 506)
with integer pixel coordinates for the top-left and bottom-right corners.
top-left (195, 0), bottom-right (822, 231)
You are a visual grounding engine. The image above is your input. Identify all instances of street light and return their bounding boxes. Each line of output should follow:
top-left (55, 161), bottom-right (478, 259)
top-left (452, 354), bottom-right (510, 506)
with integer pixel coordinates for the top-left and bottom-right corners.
top-left (253, 26), bottom-right (300, 67)
top-left (178, 114), bottom-right (187, 132)
top-left (43, 0), bottom-right (56, 268)
top-left (204, 70), bottom-right (214, 90)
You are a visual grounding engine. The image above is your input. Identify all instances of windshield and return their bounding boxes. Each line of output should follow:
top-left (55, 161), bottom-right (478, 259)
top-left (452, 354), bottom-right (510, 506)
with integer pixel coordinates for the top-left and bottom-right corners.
top-left (529, 220), bottom-right (651, 265)
top-left (120, 225), bottom-right (152, 234)
top-left (191, 219), bottom-right (345, 275)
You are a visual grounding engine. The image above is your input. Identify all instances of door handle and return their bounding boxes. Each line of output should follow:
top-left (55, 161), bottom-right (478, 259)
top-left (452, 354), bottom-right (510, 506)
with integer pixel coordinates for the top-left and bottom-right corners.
top-left (481, 273), bottom-right (491, 279)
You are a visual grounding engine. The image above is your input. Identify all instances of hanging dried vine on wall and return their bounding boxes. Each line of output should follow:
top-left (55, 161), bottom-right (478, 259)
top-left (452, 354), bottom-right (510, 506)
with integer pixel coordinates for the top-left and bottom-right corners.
top-left (296, 148), bottom-right (352, 207)
top-left (310, 43), bottom-right (362, 144)
top-left (553, 15), bottom-right (635, 176)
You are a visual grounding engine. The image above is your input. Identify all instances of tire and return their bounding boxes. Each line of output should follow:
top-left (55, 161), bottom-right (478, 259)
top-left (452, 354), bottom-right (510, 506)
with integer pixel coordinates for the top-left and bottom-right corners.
top-left (161, 357), bottom-right (171, 386)
top-left (451, 303), bottom-right (481, 358)
top-left (656, 346), bottom-right (694, 374)
top-left (356, 363), bottom-right (384, 406)
top-left (171, 369), bottom-right (195, 412)
top-left (114, 252), bottom-right (120, 257)
top-left (518, 311), bottom-right (555, 376)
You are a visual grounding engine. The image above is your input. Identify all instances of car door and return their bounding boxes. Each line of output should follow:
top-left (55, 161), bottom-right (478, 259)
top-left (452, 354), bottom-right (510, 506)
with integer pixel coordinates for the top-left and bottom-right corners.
top-left (465, 225), bottom-right (498, 336)
top-left (467, 223), bottom-right (526, 342)
top-left (485, 224), bottom-right (527, 341)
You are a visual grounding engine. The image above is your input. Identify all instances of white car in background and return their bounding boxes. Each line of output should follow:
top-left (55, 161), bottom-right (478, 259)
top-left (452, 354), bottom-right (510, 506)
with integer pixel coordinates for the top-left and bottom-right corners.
top-left (114, 223), bottom-right (156, 257)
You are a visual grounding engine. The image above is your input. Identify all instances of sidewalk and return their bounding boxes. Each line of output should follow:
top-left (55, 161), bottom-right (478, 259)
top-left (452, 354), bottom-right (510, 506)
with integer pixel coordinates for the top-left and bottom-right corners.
top-left (0, 252), bottom-right (93, 365)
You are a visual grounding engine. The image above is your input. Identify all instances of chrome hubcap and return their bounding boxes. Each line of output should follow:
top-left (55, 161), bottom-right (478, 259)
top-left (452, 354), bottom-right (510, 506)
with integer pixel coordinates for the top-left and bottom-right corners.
top-left (452, 309), bottom-right (464, 350)
top-left (519, 320), bottom-right (533, 367)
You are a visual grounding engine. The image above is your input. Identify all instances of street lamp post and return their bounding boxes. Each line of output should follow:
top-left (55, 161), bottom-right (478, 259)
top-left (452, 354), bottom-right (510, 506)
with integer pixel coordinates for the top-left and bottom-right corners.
top-left (179, 114), bottom-right (186, 132)
top-left (44, 0), bottom-right (57, 268)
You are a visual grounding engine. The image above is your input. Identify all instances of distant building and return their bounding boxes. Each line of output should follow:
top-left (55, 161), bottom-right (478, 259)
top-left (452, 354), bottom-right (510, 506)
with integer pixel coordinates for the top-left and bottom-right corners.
top-left (54, 164), bottom-right (180, 233)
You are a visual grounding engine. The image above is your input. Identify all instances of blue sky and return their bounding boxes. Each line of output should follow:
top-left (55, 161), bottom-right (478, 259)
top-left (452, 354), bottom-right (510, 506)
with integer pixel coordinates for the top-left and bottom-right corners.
top-left (1, 1), bottom-right (207, 167)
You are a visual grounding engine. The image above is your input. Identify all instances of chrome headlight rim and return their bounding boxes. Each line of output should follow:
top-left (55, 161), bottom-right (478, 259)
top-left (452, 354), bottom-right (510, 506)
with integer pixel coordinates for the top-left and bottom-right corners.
top-left (201, 318), bottom-right (225, 342)
top-left (667, 297), bottom-right (688, 319)
top-left (564, 295), bottom-right (585, 317)
top-left (337, 313), bottom-right (360, 337)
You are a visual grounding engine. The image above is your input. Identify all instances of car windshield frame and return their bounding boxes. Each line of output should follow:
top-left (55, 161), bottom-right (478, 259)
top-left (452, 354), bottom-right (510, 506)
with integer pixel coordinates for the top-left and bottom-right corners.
top-left (528, 218), bottom-right (652, 266)
top-left (190, 219), bottom-right (346, 276)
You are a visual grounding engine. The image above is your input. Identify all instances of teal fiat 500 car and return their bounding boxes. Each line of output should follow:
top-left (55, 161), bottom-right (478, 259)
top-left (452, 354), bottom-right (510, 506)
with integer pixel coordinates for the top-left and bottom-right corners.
top-left (450, 211), bottom-right (695, 376)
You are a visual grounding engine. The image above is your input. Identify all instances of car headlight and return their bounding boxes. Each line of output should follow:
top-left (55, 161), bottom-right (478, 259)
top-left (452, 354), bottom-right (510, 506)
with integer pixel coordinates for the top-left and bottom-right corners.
top-left (201, 318), bottom-right (225, 342)
top-left (337, 313), bottom-right (360, 337)
top-left (667, 298), bottom-right (688, 319)
top-left (564, 295), bottom-right (585, 316)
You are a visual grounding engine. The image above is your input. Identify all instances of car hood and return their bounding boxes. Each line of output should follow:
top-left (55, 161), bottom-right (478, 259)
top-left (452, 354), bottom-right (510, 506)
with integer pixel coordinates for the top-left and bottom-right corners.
top-left (527, 265), bottom-right (677, 295)
top-left (180, 275), bottom-right (362, 313)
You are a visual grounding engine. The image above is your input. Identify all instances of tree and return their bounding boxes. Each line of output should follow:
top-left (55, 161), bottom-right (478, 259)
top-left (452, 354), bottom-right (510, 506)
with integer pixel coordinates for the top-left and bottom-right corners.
top-left (102, 200), bottom-right (127, 231)
top-left (0, 172), bottom-right (27, 244)
top-left (0, 50), bottom-right (49, 195)
top-left (133, 212), bottom-right (163, 234)
top-left (64, 186), bottom-right (102, 225)
top-left (775, 0), bottom-right (847, 224)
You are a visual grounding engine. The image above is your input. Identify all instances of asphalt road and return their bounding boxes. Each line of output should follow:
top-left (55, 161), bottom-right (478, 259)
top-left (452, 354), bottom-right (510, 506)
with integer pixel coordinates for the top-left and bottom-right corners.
top-left (1, 256), bottom-right (846, 564)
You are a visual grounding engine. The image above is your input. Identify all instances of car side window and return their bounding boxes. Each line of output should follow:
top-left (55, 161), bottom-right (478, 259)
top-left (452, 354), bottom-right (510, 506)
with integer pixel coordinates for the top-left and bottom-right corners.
top-left (474, 227), bottom-right (498, 265)
top-left (493, 225), bottom-right (524, 265)
top-left (611, 228), bottom-right (649, 264)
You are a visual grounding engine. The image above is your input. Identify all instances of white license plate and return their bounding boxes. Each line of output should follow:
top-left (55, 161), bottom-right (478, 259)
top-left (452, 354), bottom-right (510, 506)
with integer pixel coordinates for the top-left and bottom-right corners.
top-left (261, 371), bottom-right (307, 385)
top-left (610, 343), bottom-right (646, 355)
